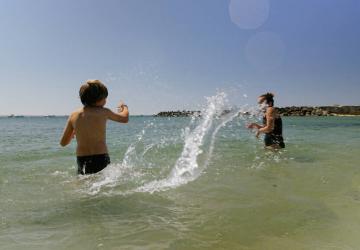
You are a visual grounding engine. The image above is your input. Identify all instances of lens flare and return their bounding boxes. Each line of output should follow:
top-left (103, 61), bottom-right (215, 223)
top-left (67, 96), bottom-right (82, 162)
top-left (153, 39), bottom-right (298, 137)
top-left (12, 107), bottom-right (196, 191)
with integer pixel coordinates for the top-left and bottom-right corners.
top-left (229, 0), bottom-right (270, 30)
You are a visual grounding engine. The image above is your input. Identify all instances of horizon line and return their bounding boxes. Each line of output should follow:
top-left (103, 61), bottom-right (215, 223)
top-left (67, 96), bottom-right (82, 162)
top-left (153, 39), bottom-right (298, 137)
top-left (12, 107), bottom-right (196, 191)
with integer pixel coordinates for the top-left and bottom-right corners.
top-left (2, 104), bottom-right (360, 117)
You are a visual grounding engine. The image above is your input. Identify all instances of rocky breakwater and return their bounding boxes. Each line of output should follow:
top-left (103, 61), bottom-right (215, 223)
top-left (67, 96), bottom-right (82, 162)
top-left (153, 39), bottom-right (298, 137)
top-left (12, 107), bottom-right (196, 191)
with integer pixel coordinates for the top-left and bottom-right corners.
top-left (277, 106), bottom-right (360, 116)
top-left (155, 106), bottom-right (360, 117)
top-left (155, 110), bottom-right (201, 117)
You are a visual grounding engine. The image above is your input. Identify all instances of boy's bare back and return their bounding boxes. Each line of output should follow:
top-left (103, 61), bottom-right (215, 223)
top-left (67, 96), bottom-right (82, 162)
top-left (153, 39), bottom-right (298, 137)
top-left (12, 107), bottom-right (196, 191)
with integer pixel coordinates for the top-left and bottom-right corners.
top-left (62, 106), bottom-right (128, 156)
top-left (71, 107), bottom-right (108, 156)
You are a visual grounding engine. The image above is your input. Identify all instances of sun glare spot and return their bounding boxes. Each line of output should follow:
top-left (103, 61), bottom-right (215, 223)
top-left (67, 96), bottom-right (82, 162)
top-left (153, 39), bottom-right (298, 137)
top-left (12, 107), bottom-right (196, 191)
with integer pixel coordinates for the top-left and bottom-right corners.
top-left (229, 0), bottom-right (270, 30)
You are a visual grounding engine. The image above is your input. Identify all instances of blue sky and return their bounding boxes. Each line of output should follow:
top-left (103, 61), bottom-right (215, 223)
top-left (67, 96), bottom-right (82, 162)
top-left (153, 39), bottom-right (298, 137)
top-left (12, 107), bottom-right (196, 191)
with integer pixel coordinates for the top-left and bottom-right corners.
top-left (0, 0), bottom-right (359, 115)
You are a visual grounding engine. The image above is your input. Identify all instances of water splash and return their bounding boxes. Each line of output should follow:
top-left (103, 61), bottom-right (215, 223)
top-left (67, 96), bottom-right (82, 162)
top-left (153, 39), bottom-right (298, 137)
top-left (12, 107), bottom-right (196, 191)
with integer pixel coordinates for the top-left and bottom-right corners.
top-left (79, 92), bottom-right (248, 195)
top-left (205, 106), bottom-right (248, 168)
top-left (78, 121), bottom-right (156, 195)
top-left (122, 121), bottom-right (155, 168)
top-left (136, 92), bottom-right (230, 193)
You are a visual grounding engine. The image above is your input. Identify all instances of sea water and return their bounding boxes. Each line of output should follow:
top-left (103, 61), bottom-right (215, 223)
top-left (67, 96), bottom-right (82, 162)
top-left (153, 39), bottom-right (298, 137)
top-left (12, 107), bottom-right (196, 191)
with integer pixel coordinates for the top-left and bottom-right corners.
top-left (1, 93), bottom-right (360, 249)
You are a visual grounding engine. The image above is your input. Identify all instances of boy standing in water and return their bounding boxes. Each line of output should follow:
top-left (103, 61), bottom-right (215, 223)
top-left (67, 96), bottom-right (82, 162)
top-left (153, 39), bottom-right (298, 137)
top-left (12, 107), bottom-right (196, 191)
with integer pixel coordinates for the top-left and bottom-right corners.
top-left (60, 80), bottom-right (129, 174)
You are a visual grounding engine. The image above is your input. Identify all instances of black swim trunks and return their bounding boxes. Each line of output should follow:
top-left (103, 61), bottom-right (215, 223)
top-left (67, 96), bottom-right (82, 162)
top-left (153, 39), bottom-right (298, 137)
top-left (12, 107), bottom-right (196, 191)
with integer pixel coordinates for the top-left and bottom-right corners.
top-left (76, 154), bottom-right (110, 175)
top-left (264, 133), bottom-right (285, 148)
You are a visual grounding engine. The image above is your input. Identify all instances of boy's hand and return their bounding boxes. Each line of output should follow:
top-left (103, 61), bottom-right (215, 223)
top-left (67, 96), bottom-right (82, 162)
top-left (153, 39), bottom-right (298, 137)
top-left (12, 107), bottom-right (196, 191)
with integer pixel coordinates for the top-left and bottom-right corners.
top-left (117, 101), bottom-right (127, 112)
top-left (108, 101), bottom-right (129, 123)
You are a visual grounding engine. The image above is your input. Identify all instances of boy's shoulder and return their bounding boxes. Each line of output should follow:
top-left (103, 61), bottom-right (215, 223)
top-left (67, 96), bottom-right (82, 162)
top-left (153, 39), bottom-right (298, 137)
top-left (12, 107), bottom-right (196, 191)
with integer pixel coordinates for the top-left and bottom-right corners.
top-left (71, 107), bottom-right (111, 117)
top-left (70, 108), bottom-right (84, 117)
top-left (93, 106), bottom-right (111, 115)
top-left (68, 108), bottom-right (83, 123)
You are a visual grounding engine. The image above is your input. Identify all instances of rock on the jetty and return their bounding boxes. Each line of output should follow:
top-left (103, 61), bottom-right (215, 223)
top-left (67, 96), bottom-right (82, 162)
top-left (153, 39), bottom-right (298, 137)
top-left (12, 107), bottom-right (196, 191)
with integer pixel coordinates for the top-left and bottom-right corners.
top-left (155, 110), bottom-right (201, 117)
top-left (155, 106), bottom-right (360, 117)
top-left (277, 106), bottom-right (360, 116)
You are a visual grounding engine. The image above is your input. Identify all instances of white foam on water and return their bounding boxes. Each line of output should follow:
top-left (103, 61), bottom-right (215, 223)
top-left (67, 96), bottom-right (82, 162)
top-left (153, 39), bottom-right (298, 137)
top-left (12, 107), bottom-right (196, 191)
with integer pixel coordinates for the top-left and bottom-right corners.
top-left (51, 171), bottom-right (69, 177)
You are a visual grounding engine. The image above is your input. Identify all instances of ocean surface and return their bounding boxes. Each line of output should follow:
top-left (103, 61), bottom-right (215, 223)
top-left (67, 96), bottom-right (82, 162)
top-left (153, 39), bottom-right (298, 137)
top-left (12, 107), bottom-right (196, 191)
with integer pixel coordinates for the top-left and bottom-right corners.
top-left (1, 94), bottom-right (360, 250)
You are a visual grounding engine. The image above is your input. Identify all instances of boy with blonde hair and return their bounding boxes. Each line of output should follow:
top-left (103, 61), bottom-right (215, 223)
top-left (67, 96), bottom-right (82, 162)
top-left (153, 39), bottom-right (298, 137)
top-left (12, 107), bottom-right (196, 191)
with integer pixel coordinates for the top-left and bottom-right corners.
top-left (60, 80), bottom-right (129, 174)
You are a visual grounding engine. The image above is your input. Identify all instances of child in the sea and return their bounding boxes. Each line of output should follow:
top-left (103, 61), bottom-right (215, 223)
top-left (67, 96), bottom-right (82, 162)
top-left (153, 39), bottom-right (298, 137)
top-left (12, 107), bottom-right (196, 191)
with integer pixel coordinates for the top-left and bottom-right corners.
top-left (60, 79), bottom-right (129, 174)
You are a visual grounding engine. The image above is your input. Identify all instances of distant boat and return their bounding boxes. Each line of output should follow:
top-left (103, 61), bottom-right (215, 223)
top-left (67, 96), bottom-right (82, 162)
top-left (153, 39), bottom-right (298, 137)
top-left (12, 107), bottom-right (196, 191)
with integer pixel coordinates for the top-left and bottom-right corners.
top-left (45, 115), bottom-right (56, 118)
top-left (8, 115), bottom-right (24, 118)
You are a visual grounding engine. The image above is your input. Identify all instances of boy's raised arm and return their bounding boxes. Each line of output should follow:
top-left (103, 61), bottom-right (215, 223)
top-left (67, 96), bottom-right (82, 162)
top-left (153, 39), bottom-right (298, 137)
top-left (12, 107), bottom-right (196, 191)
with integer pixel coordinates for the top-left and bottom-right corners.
top-left (60, 115), bottom-right (75, 146)
top-left (106, 103), bottom-right (129, 123)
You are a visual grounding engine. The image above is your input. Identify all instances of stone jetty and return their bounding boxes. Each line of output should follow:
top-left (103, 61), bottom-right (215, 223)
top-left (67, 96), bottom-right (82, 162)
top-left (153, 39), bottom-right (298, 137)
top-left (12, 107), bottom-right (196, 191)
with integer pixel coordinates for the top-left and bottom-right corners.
top-left (277, 106), bottom-right (360, 116)
top-left (155, 106), bottom-right (360, 117)
top-left (155, 110), bottom-right (201, 117)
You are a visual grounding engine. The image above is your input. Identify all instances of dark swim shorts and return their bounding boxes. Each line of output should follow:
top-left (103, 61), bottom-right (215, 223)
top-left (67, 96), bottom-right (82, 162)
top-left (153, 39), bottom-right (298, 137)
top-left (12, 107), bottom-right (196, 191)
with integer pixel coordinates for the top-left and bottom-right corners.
top-left (264, 133), bottom-right (285, 148)
top-left (76, 154), bottom-right (110, 175)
